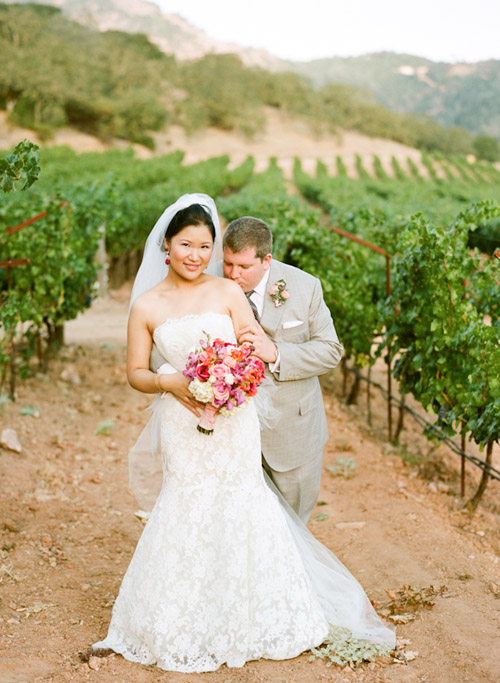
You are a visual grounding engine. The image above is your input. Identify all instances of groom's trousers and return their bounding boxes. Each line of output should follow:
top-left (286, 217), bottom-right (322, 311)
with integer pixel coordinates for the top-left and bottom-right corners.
top-left (262, 453), bottom-right (323, 525)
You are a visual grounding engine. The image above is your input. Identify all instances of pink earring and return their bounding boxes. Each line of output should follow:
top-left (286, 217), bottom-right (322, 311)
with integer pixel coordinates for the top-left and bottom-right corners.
top-left (165, 254), bottom-right (170, 265)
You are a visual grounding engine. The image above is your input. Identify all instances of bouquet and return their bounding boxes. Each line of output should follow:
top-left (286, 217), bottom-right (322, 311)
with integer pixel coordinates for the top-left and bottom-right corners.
top-left (183, 333), bottom-right (265, 435)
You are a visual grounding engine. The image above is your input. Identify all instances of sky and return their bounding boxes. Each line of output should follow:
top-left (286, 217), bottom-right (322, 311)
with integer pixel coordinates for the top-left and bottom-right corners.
top-left (154, 0), bottom-right (500, 64)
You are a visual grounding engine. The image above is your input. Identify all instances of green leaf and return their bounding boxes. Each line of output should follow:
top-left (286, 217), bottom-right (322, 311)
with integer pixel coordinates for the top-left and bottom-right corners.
top-left (315, 513), bottom-right (329, 521)
top-left (0, 140), bottom-right (40, 193)
top-left (94, 419), bottom-right (114, 435)
top-left (20, 406), bottom-right (40, 417)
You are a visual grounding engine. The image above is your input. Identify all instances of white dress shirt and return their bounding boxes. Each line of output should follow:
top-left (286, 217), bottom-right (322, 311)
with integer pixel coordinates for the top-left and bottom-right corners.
top-left (249, 268), bottom-right (270, 318)
top-left (249, 269), bottom-right (280, 371)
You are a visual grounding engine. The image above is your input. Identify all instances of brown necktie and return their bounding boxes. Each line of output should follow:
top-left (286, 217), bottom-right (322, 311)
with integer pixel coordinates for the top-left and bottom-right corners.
top-left (245, 290), bottom-right (260, 321)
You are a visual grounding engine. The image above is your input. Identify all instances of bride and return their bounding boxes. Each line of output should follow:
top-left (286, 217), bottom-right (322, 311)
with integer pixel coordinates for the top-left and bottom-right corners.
top-left (91, 193), bottom-right (395, 672)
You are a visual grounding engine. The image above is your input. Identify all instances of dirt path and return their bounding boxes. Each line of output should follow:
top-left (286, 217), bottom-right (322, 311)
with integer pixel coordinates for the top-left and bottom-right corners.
top-left (1, 291), bottom-right (499, 683)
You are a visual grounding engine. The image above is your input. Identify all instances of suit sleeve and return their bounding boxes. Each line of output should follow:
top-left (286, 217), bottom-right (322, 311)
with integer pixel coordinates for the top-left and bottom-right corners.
top-left (272, 278), bottom-right (343, 381)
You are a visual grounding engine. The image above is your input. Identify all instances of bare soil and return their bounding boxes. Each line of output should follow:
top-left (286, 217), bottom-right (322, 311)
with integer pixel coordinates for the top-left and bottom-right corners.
top-left (0, 108), bottom-right (428, 180)
top-left (1, 285), bottom-right (499, 683)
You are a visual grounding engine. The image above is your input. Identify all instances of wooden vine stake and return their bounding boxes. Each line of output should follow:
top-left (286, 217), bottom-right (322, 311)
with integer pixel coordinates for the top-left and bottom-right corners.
top-left (8, 330), bottom-right (16, 401)
top-left (393, 393), bottom-right (406, 444)
top-left (96, 224), bottom-right (109, 298)
top-left (460, 432), bottom-right (466, 497)
top-left (366, 366), bottom-right (372, 426)
top-left (467, 440), bottom-right (493, 512)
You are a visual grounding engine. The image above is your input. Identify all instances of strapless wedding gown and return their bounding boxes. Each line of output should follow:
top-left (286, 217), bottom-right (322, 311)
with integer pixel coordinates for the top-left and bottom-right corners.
top-left (94, 313), bottom-right (394, 673)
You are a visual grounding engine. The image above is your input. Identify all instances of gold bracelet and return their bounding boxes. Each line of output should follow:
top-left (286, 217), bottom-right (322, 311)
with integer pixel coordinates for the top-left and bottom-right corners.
top-left (154, 374), bottom-right (162, 392)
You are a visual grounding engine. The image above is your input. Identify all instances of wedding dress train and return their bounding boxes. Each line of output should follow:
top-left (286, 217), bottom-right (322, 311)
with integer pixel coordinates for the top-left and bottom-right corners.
top-left (93, 312), bottom-right (394, 672)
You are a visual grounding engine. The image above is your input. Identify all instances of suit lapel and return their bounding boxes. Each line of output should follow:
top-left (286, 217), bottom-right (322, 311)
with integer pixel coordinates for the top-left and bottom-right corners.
top-left (260, 260), bottom-right (287, 336)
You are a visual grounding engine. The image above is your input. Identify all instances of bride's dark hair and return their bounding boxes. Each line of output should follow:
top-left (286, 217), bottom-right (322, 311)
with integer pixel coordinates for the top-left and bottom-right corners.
top-left (165, 204), bottom-right (216, 242)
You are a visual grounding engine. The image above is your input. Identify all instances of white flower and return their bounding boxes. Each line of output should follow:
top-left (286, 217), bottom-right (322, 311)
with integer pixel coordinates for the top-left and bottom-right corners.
top-left (189, 379), bottom-right (214, 403)
top-left (220, 402), bottom-right (247, 417)
top-left (225, 373), bottom-right (235, 385)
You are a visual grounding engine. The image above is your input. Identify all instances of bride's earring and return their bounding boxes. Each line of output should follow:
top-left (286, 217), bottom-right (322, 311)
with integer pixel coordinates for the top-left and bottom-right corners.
top-left (165, 253), bottom-right (170, 265)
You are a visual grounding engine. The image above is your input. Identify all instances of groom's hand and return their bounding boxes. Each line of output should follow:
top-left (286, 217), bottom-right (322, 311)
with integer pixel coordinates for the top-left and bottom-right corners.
top-left (238, 323), bottom-right (278, 364)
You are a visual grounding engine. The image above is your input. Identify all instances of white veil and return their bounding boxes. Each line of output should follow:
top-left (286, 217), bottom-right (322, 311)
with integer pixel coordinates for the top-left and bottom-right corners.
top-left (129, 193), bottom-right (223, 310)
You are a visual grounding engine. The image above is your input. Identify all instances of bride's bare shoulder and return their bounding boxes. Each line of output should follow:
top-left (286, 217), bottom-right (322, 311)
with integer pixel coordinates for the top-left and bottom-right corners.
top-left (129, 288), bottom-right (160, 321)
top-left (205, 274), bottom-right (241, 296)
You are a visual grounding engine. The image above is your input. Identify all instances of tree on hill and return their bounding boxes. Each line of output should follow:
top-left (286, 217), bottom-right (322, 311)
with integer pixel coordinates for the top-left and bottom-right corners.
top-left (473, 136), bottom-right (500, 162)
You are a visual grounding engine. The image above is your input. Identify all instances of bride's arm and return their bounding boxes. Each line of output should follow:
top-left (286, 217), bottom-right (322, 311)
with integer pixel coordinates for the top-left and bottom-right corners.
top-left (226, 281), bottom-right (278, 363)
top-left (126, 302), bottom-right (202, 416)
top-left (225, 279), bottom-right (258, 334)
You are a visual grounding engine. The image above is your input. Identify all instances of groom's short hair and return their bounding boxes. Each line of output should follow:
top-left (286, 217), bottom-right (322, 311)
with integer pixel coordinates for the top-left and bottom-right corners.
top-left (223, 216), bottom-right (273, 261)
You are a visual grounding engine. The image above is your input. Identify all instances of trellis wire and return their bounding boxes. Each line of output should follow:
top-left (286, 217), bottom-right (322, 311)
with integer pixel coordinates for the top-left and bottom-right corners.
top-left (341, 362), bottom-right (500, 485)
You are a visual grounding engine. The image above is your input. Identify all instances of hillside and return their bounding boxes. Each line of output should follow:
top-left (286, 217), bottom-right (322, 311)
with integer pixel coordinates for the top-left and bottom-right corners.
top-left (3, 0), bottom-right (500, 139)
top-left (293, 52), bottom-right (500, 138)
top-left (2, 2), bottom-right (489, 159)
top-left (2, 0), bottom-right (285, 68)
top-left (0, 108), bottom-right (428, 180)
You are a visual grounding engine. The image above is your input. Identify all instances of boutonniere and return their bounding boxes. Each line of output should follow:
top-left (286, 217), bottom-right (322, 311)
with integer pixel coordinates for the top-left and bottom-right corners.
top-left (269, 279), bottom-right (289, 307)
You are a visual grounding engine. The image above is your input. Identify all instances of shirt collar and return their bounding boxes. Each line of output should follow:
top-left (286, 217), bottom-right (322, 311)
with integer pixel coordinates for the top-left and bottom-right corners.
top-left (253, 267), bottom-right (271, 297)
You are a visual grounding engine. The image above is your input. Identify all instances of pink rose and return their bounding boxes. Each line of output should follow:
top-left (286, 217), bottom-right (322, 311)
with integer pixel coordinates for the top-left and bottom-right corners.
top-left (282, 290), bottom-right (289, 299)
top-left (211, 364), bottom-right (227, 379)
top-left (195, 363), bottom-right (210, 381)
top-left (223, 356), bottom-right (237, 369)
top-left (212, 380), bottom-right (230, 403)
top-left (269, 285), bottom-right (277, 295)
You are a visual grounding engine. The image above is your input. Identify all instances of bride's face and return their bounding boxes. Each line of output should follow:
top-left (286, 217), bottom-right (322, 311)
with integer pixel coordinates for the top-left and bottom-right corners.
top-left (165, 224), bottom-right (214, 279)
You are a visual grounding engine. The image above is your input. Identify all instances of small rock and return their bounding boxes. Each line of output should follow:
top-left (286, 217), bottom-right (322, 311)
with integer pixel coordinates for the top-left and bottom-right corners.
top-left (81, 584), bottom-right (91, 592)
top-left (7, 617), bottom-right (20, 625)
top-left (427, 482), bottom-right (438, 493)
top-left (41, 534), bottom-right (53, 548)
top-left (0, 428), bottom-right (22, 453)
top-left (78, 400), bottom-right (92, 414)
top-left (385, 669), bottom-right (419, 682)
top-left (3, 519), bottom-right (19, 533)
top-left (437, 481), bottom-right (449, 493)
top-left (396, 638), bottom-right (412, 648)
top-left (335, 521), bottom-right (366, 530)
top-left (61, 367), bottom-right (81, 385)
top-left (404, 650), bottom-right (418, 661)
top-left (134, 510), bottom-right (150, 523)
top-left (88, 656), bottom-right (101, 671)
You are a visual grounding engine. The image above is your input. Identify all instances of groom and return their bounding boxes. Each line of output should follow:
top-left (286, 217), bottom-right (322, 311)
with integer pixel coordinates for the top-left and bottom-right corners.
top-left (222, 216), bottom-right (343, 523)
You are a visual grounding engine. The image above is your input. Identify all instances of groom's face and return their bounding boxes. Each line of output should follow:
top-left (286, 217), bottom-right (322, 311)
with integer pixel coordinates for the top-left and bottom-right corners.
top-left (223, 247), bottom-right (271, 293)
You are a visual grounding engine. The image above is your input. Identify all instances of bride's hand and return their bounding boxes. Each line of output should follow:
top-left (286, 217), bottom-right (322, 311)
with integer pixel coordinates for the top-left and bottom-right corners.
top-left (162, 373), bottom-right (204, 417)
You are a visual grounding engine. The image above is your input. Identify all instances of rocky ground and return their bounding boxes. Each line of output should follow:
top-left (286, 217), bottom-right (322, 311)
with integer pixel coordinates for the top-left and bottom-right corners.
top-left (1, 288), bottom-right (499, 683)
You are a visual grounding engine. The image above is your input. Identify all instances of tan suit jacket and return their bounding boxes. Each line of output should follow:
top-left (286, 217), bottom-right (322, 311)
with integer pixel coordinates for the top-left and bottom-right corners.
top-left (255, 260), bottom-right (343, 471)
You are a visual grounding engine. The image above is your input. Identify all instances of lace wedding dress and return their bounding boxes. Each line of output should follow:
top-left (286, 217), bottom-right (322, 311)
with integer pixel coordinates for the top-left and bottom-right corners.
top-left (93, 312), bottom-right (394, 673)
